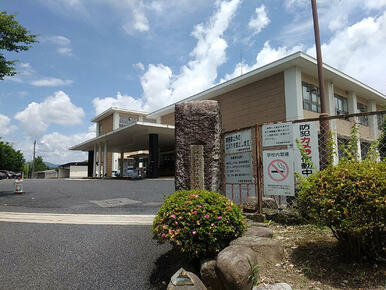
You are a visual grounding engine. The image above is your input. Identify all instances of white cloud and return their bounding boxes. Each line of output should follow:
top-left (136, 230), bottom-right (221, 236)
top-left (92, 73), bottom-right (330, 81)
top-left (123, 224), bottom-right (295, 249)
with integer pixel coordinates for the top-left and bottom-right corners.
top-left (224, 10), bottom-right (386, 94)
top-left (0, 114), bottom-right (13, 136)
top-left (37, 129), bottom-right (95, 164)
top-left (15, 91), bottom-right (85, 138)
top-left (220, 41), bottom-right (303, 82)
top-left (133, 62), bottom-right (145, 71)
top-left (93, 0), bottom-right (241, 113)
top-left (4, 63), bottom-right (35, 83)
top-left (46, 35), bottom-right (73, 55)
top-left (93, 92), bottom-right (144, 115)
top-left (31, 78), bottom-right (74, 87)
top-left (307, 12), bottom-right (386, 93)
top-left (248, 5), bottom-right (270, 35)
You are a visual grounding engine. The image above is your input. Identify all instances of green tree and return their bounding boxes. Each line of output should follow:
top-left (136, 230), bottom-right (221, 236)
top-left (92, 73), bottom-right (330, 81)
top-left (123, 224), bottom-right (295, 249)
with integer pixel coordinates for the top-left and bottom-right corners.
top-left (0, 11), bottom-right (37, 79)
top-left (0, 139), bottom-right (25, 171)
top-left (25, 156), bottom-right (48, 174)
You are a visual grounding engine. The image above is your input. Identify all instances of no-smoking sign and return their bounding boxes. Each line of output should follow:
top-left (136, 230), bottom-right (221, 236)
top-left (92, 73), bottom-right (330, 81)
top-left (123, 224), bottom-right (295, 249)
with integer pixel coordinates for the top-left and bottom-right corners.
top-left (263, 149), bottom-right (295, 196)
top-left (267, 159), bottom-right (289, 182)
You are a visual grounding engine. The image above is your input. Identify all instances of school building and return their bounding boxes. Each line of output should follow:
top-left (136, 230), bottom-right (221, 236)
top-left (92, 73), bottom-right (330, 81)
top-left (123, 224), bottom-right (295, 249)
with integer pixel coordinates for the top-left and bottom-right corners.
top-left (70, 51), bottom-right (385, 178)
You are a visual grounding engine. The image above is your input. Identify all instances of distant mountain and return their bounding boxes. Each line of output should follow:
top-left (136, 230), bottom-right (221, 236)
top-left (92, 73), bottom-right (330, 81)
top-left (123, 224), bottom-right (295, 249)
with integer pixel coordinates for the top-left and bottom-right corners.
top-left (45, 162), bottom-right (58, 168)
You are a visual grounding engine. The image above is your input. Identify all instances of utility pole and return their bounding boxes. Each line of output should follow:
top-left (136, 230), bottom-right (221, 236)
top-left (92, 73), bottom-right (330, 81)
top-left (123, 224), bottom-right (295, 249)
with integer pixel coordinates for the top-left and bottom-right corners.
top-left (32, 140), bottom-right (36, 177)
top-left (311, 0), bottom-right (330, 168)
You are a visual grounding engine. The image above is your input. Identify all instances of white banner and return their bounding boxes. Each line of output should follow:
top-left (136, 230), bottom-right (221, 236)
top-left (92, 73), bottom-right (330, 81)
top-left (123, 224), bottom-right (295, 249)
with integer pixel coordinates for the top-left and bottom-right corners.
top-left (263, 149), bottom-right (295, 196)
top-left (225, 152), bottom-right (253, 184)
top-left (262, 122), bottom-right (293, 147)
top-left (224, 129), bottom-right (252, 154)
top-left (293, 122), bottom-right (320, 178)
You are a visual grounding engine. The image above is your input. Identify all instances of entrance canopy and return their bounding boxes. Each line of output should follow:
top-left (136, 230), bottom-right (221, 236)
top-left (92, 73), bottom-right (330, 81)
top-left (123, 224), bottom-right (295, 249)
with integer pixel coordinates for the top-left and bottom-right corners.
top-left (70, 121), bottom-right (175, 153)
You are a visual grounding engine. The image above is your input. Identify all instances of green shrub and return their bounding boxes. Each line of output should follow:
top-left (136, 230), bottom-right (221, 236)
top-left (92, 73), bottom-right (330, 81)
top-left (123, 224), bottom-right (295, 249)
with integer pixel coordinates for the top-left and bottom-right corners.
top-left (297, 160), bottom-right (386, 260)
top-left (152, 190), bottom-right (246, 259)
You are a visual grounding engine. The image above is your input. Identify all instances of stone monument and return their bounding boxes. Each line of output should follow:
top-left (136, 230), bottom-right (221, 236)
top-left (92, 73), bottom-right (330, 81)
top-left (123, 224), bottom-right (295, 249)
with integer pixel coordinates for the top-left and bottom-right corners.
top-left (175, 101), bottom-right (222, 192)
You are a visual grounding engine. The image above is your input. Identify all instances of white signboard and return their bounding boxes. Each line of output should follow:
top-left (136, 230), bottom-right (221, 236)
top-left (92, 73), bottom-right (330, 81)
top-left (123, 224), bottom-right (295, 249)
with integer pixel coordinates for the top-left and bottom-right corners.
top-left (225, 152), bottom-right (253, 184)
top-left (293, 122), bottom-right (320, 178)
top-left (224, 129), bottom-right (252, 154)
top-left (262, 122), bottom-right (293, 147)
top-left (263, 149), bottom-right (295, 196)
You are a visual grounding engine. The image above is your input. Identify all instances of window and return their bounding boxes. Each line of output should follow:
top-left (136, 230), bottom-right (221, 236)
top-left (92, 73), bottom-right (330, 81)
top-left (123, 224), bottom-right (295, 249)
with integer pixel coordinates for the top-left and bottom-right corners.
top-left (357, 103), bottom-right (368, 126)
top-left (334, 95), bottom-right (348, 115)
top-left (119, 116), bottom-right (135, 128)
top-left (98, 124), bottom-right (102, 135)
top-left (302, 82), bottom-right (321, 113)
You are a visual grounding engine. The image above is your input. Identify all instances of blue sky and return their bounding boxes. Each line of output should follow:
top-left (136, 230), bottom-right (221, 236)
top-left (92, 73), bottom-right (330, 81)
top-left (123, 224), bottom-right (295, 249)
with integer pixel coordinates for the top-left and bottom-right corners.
top-left (1, 0), bottom-right (386, 164)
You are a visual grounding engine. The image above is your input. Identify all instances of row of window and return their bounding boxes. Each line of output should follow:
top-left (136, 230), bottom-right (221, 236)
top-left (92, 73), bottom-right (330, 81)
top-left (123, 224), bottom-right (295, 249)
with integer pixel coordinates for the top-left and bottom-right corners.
top-left (302, 82), bottom-right (370, 126)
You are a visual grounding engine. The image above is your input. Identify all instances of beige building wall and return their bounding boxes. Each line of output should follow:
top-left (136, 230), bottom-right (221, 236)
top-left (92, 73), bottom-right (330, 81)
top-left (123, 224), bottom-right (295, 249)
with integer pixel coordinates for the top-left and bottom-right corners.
top-left (161, 113), bottom-right (175, 125)
top-left (301, 72), bottom-right (381, 141)
top-left (212, 72), bottom-right (285, 132)
top-left (99, 115), bottom-right (113, 134)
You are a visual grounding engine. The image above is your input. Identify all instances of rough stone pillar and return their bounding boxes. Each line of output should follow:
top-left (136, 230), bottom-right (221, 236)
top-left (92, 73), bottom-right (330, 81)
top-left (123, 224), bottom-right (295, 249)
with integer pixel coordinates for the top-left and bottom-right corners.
top-left (88, 151), bottom-right (94, 177)
top-left (148, 134), bottom-right (159, 178)
top-left (175, 100), bottom-right (221, 192)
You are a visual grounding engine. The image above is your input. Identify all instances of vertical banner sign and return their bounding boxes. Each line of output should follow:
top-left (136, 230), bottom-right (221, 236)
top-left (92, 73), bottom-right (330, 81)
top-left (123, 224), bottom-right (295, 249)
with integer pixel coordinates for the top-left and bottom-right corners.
top-left (262, 122), bottom-right (293, 147)
top-left (263, 149), bottom-right (295, 196)
top-left (224, 129), bottom-right (253, 184)
top-left (293, 122), bottom-right (320, 178)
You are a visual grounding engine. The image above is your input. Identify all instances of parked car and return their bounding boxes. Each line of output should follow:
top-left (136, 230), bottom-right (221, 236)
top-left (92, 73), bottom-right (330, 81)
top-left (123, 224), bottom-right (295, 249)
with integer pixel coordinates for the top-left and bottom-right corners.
top-left (0, 172), bottom-right (6, 179)
top-left (0, 170), bottom-right (12, 179)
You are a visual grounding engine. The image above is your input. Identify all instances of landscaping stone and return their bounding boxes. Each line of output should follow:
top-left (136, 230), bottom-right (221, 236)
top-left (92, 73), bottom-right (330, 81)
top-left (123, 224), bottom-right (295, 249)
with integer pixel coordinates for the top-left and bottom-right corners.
top-left (243, 212), bottom-right (265, 222)
top-left (264, 208), bottom-right (304, 225)
top-left (216, 245), bottom-right (257, 290)
top-left (253, 283), bottom-right (292, 290)
top-left (200, 259), bottom-right (222, 290)
top-left (230, 236), bottom-right (284, 264)
top-left (243, 196), bottom-right (259, 213)
top-left (262, 197), bottom-right (278, 209)
top-left (167, 269), bottom-right (207, 290)
top-left (244, 226), bottom-right (273, 238)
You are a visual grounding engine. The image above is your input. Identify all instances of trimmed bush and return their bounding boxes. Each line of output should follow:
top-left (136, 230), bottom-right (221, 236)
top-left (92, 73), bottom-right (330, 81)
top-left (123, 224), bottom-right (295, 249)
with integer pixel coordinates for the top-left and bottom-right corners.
top-left (152, 190), bottom-right (246, 259)
top-left (297, 160), bottom-right (386, 260)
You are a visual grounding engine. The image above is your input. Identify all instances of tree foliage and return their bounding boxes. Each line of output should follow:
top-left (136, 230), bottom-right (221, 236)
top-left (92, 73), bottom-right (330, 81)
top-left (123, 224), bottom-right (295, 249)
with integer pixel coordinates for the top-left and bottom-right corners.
top-left (0, 139), bottom-right (25, 172)
top-left (0, 11), bottom-right (37, 79)
top-left (378, 117), bottom-right (386, 160)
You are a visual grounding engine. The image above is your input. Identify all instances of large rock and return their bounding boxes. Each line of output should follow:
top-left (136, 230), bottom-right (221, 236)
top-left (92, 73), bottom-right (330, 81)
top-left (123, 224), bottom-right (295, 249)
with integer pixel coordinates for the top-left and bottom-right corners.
top-left (167, 269), bottom-right (207, 290)
top-left (262, 197), bottom-right (278, 209)
top-left (216, 245), bottom-right (257, 290)
top-left (230, 236), bottom-right (284, 264)
top-left (200, 259), bottom-right (222, 290)
top-left (175, 101), bottom-right (222, 192)
top-left (253, 283), bottom-right (292, 290)
top-left (243, 196), bottom-right (259, 213)
top-left (244, 226), bottom-right (273, 238)
top-left (264, 208), bottom-right (304, 225)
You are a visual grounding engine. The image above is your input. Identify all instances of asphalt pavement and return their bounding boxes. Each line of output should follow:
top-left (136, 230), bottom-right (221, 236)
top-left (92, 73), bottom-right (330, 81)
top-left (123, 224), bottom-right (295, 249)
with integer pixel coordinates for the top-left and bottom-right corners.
top-left (0, 178), bottom-right (176, 289)
top-left (0, 178), bottom-right (174, 214)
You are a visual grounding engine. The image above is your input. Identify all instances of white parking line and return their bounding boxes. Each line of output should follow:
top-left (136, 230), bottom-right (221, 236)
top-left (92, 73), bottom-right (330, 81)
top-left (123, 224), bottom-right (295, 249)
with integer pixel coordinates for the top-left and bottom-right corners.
top-left (0, 212), bottom-right (155, 225)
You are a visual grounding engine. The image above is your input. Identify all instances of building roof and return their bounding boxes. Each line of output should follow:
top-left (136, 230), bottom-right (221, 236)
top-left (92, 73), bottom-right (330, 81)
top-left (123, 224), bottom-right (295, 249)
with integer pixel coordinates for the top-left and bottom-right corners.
top-left (91, 107), bottom-right (149, 123)
top-left (147, 51), bottom-right (386, 119)
top-left (70, 121), bottom-right (175, 152)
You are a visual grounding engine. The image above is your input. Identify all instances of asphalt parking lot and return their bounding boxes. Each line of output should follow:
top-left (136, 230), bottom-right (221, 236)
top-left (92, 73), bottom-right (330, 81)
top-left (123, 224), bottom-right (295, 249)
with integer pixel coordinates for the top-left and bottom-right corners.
top-left (0, 178), bottom-right (176, 289)
top-left (0, 178), bottom-right (174, 214)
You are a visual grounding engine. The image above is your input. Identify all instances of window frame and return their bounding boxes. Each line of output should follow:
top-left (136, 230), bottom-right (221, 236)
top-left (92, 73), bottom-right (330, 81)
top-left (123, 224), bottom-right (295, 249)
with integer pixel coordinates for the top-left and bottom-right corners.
top-left (302, 82), bottom-right (321, 113)
top-left (334, 94), bottom-right (348, 115)
top-left (357, 102), bottom-right (368, 126)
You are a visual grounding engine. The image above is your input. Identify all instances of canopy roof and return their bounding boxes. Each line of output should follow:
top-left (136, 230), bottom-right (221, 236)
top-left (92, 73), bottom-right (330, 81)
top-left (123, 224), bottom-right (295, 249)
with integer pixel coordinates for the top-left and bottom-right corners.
top-left (70, 121), bottom-right (175, 152)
